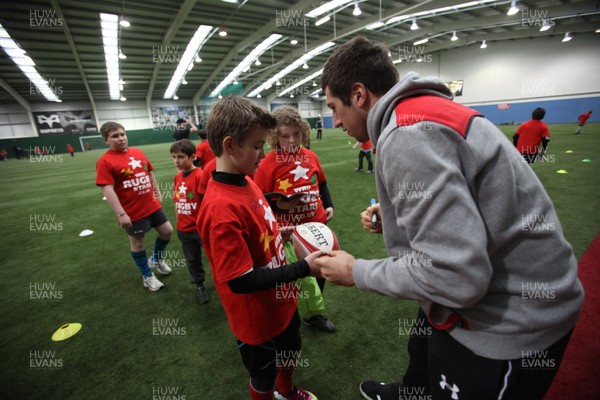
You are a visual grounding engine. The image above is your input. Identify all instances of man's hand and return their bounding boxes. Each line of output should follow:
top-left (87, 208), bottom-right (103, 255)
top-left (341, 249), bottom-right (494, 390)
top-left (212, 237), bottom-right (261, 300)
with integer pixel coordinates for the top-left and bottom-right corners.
top-left (315, 250), bottom-right (356, 286)
top-left (304, 250), bottom-right (325, 279)
top-left (361, 203), bottom-right (382, 233)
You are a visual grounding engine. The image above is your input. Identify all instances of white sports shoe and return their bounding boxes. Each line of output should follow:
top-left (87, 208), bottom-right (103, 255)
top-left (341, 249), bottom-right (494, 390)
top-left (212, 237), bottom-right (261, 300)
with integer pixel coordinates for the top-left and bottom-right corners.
top-left (148, 257), bottom-right (172, 275)
top-left (143, 273), bottom-right (165, 291)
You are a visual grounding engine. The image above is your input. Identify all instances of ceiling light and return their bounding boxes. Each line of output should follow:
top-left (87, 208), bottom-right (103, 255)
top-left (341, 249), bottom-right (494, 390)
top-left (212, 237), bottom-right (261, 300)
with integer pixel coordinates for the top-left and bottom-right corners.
top-left (562, 32), bottom-right (572, 42)
top-left (248, 42), bottom-right (334, 97)
top-left (257, 94), bottom-right (261, 98)
top-left (414, 38), bottom-right (428, 45)
top-left (416, 56), bottom-right (423, 63)
top-left (278, 69), bottom-right (323, 97)
top-left (410, 18), bottom-right (419, 31)
top-left (276, 80), bottom-right (281, 86)
top-left (507, 0), bottom-right (519, 16)
top-left (233, 79), bottom-right (238, 84)
top-left (366, 22), bottom-right (385, 30)
top-left (181, 79), bottom-right (188, 85)
top-left (120, 96), bottom-right (126, 101)
top-left (290, 39), bottom-right (298, 45)
top-left (540, 20), bottom-right (552, 32)
top-left (312, 81), bottom-right (317, 87)
top-left (118, 50), bottom-right (126, 59)
top-left (290, 94), bottom-right (294, 98)
top-left (306, 0), bottom-right (353, 18)
top-left (316, 16), bottom-right (331, 26)
top-left (0, 23), bottom-right (60, 102)
top-left (218, 94), bottom-right (223, 99)
top-left (451, 31), bottom-right (458, 41)
top-left (100, 13), bottom-right (122, 100)
top-left (164, 24), bottom-right (212, 99)
top-left (353, 3), bottom-right (362, 16)
top-left (210, 33), bottom-right (282, 97)
top-left (595, 28), bottom-right (600, 33)
top-left (195, 55), bottom-right (202, 63)
top-left (219, 30), bottom-right (227, 37)
top-left (480, 40), bottom-right (487, 48)
top-left (255, 59), bottom-right (261, 66)
top-left (173, 95), bottom-right (178, 100)
top-left (303, 62), bottom-right (308, 69)
top-left (119, 19), bottom-right (130, 28)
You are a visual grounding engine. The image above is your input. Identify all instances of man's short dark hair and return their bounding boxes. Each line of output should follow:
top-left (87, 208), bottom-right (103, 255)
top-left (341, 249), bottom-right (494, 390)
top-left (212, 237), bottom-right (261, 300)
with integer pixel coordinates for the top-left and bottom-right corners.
top-left (176, 118), bottom-right (186, 124)
top-left (532, 108), bottom-right (546, 120)
top-left (322, 36), bottom-right (399, 106)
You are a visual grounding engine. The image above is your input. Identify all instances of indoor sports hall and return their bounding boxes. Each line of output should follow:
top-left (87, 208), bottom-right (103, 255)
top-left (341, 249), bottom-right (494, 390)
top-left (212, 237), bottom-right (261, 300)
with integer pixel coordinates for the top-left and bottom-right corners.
top-left (1, 1), bottom-right (598, 399)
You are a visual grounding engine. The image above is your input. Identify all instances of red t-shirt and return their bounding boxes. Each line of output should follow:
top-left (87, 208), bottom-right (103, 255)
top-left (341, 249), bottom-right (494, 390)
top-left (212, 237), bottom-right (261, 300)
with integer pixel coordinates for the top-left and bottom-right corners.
top-left (253, 148), bottom-right (327, 227)
top-left (360, 140), bottom-right (372, 151)
top-left (515, 120), bottom-right (550, 155)
top-left (198, 158), bottom-right (217, 195)
top-left (578, 112), bottom-right (591, 124)
top-left (195, 141), bottom-right (216, 169)
top-left (67, 145), bottom-right (74, 152)
top-left (173, 168), bottom-right (202, 233)
top-left (198, 177), bottom-right (296, 345)
top-left (96, 148), bottom-right (161, 222)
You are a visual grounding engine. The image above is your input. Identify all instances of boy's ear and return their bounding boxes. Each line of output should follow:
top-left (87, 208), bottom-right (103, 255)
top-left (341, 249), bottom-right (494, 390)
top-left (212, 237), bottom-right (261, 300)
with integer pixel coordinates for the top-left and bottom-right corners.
top-left (222, 136), bottom-right (235, 156)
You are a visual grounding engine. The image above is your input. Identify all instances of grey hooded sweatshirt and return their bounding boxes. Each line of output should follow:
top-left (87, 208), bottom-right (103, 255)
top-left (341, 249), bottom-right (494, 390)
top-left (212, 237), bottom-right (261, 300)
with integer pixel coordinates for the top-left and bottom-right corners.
top-left (353, 72), bottom-right (584, 360)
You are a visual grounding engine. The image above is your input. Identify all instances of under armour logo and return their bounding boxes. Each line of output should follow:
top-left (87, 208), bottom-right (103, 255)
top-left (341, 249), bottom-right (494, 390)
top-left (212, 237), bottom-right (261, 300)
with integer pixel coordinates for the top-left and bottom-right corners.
top-left (439, 374), bottom-right (459, 399)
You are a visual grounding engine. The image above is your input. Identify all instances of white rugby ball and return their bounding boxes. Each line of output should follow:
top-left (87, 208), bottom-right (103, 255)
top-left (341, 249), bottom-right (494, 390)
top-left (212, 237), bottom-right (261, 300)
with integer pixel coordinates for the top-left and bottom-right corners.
top-left (292, 222), bottom-right (339, 258)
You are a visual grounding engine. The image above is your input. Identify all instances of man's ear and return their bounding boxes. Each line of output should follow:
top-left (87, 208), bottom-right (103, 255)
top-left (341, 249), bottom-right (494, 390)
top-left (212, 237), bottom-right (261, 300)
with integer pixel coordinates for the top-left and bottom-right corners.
top-left (351, 82), bottom-right (368, 108)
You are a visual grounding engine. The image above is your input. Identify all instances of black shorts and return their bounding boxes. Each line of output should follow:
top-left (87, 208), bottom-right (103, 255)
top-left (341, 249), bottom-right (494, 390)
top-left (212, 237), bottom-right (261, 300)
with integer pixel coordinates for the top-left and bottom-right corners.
top-left (126, 208), bottom-right (169, 236)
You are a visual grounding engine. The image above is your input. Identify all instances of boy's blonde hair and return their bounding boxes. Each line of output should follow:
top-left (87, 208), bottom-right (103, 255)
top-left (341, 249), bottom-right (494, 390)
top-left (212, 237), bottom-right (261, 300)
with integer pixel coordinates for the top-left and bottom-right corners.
top-left (100, 121), bottom-right (125, 139)
top-left (269, 106), bottom-right (311, 149)
top-left (207, 97), bottom-right (276, 157)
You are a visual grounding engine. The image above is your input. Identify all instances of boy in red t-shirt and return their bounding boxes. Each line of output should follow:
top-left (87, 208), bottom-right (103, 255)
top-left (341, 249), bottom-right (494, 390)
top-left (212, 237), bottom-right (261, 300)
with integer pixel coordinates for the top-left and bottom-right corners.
top-left (170, 139), bottom-right (209, 304)
top-left (513, 107), bottom-right (550, 163)
top-left (253, 106), bottom-right (336, 334)
top-left (193, 129), bottom-right (216, 168)
top-left (67, 144), bottom-right (75, 157)
top-left (96, 122), bottom-right (173, 291)
top-left (352, 139), bottom-right (374, 173)
top-left (198, 97), bottom-right (321, 400)
top-left (575, 110), bottom-right (592, 134)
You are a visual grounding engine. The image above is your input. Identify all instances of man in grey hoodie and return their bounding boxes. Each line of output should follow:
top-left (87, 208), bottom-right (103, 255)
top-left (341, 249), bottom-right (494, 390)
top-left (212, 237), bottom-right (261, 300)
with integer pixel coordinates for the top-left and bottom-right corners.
top-left (315, 36), bottom-right (583, 400)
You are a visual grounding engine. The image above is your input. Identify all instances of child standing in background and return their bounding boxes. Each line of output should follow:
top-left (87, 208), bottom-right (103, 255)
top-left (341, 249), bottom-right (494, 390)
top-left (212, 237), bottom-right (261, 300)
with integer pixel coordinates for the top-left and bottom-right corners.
top-left (352, 139), bottom-right (373, 173)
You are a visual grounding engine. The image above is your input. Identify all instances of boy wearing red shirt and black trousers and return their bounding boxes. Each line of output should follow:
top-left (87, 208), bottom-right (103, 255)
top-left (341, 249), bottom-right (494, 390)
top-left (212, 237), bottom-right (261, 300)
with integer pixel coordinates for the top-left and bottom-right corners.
top-left (96, 122), bottom-right (173, 291)
top-left (171, 139), bottom-right (209, 304)
top-left (513, 107), bottom-right (550, 164)
top-left (575, 110), bottom-right (592, 134)
top-left (198, 97), bottom-right (321, 400)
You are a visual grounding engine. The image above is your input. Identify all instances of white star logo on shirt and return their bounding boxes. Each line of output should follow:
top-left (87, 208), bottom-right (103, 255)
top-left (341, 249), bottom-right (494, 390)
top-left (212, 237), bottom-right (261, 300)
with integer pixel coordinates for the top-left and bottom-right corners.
top-left (178, 182), bottom-right (188, 196)
top-left (290, 162), bottom-right (309, 182)
top-left (128, 157), bottom-right (142, 170)
top-left (259, 199), bottom-right (276, 229)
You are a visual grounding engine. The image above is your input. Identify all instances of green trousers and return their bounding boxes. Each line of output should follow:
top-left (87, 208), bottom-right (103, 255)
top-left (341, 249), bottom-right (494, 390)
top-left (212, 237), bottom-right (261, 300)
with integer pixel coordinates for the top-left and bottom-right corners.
top-left (284, 241), bottom-right (325, 319)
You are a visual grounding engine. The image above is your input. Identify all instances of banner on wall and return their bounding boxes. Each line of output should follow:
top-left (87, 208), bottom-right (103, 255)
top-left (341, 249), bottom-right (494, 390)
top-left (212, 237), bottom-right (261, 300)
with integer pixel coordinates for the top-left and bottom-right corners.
top-left (151, 106), bottom-right (194, 130)
top-left (33, 110), bottom-right (97, 135)
top-left (498, 103), bottom-right (511, 110)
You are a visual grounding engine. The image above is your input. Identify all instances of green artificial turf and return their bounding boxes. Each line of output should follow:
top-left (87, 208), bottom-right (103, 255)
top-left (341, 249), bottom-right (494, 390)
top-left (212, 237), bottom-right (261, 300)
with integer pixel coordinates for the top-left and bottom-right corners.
top-left (0, 123), bottom-right (597, 399)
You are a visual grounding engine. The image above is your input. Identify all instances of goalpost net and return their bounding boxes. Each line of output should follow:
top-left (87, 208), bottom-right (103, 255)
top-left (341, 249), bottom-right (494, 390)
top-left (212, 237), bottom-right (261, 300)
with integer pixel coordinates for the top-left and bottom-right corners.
top-left (79, 135), bottom-right (105, 152)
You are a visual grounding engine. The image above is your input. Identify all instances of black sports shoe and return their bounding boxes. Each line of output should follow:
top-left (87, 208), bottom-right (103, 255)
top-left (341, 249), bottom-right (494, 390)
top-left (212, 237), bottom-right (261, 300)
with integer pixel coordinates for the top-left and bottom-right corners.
top-left (196, 285), bottom-right (210, 304)
top-left (359, 381), bottom-right (403, 400)
top-left (302, 315), bottom-right (336, 333)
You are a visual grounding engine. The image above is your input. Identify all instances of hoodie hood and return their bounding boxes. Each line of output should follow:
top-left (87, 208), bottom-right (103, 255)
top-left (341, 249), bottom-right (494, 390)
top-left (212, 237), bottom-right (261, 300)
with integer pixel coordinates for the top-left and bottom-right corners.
top-left (367, 71), bottom-right (454, 148)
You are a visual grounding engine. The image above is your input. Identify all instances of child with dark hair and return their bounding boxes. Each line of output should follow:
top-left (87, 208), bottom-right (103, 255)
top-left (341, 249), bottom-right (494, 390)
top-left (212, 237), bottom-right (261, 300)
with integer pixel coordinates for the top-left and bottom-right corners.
top-left (513, 107), bottom-right (550, 163)
top-left (171, 139), bottom-right (209, 304)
